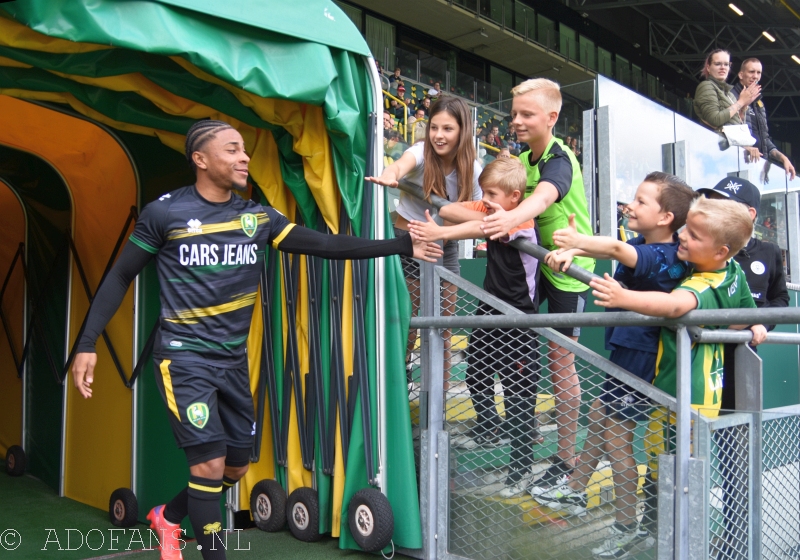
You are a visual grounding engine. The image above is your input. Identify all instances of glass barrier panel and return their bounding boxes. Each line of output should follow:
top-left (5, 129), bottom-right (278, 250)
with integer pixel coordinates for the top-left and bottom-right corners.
top-left (739, 149), bottom-right (786, 195)
top-left (537, 15), bottom-right (557, 49)
top-left (615, 55), bottom-right (630, 87)
top-left (454, 70), bottom-right (475, 101)
top-left (452, 0), bottom-right (478, 13)
top-left (503, 0), bottom-right (514, 29)
top-left (598, 47), bottom-right (612, 77)
top-left (419, 53), bottom-right (447, 89)
top-left (479, 0), bottom-right (502, 24)
top-left (674, 113), bottom-right (738, 190)
top-left (513, 1), bottom-right (530, 37)
top-left (559, 24), bottom-right (576, 60)
top-left (394, 46), bottom-right (419, 82)
top-left (579, 37), bottom-right (596, 70)
top-left (475, 78), bottom-right (493, 105)
top-left (760, 191), bottom-right (788, 250)
top-left (598, 75), bottom-right (676, 204)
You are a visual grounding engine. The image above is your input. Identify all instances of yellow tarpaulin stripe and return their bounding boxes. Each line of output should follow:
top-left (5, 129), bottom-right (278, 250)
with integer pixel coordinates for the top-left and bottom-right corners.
top-left (331, 260), bottom-right (354, 536)
top-left (169, 56), bottom-right (342, 233)
top-left (241, 286), bottom-right (276, 511)
top-left (0, 15), bottom-right (113, 53)
top-left (0, 55), bottom-right (31, 68)
top-left (0, 89), bottom-right (186, 152)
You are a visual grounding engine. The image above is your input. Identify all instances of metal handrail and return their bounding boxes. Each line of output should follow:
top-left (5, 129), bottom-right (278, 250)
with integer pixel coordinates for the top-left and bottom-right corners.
top-left (392, 180), bottom-right (601, 286)
top-left (411, 306), bottom-right (800, 330)
top-left (382, 89), bottom-right (408, 142)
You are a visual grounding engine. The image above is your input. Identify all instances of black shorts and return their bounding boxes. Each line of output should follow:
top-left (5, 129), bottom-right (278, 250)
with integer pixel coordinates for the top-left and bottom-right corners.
top-left (538, 273), bottom-right (589, 337)
top-left (154, 359), bottom-right (255, 450)
top-left (601, 346), bottom-right (655, 422)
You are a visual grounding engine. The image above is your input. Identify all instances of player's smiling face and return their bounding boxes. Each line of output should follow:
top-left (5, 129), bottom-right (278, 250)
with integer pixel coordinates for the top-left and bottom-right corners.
top-left (197, 128), bottom-right (250, 191)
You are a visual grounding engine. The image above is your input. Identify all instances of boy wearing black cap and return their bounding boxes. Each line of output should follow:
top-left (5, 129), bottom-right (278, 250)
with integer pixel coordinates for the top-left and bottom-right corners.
top-left (697, 176), bottom-right (789, 410)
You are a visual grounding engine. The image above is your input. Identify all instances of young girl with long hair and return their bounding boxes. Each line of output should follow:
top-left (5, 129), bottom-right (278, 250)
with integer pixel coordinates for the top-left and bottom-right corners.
top-left (367, 96), bottom-right (483, 389)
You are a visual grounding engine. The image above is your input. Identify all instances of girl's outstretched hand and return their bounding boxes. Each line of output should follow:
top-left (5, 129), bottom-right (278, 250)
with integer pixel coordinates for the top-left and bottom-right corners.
top-left (589, 273), bottom-right (627, 308)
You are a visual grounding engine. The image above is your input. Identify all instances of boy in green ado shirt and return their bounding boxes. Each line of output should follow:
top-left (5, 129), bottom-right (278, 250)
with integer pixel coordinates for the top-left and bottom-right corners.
top-left (589, 196), bottom-right (767, 532)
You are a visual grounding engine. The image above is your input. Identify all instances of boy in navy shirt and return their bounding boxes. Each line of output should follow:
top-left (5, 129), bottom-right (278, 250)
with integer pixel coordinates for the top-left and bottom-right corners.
top-left (542, 172), bottom-right (696, 557)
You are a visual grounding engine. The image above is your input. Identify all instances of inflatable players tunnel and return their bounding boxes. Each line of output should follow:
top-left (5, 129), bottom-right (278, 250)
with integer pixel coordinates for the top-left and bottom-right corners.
top-left (0, 0), bottom-right (421, 551)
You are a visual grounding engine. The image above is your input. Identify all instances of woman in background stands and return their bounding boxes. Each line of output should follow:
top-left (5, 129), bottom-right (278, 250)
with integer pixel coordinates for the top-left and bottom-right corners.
top-left (694, 48), bottom-right (760, 132)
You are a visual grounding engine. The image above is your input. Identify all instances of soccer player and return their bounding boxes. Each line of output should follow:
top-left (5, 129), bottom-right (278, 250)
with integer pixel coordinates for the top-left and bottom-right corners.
top-left (71, 120), bottom-right (442, 560)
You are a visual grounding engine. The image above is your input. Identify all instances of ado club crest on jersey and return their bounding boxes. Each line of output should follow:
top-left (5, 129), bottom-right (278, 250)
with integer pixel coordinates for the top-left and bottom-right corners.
top-left (240, 213), bottom-right (258, 237)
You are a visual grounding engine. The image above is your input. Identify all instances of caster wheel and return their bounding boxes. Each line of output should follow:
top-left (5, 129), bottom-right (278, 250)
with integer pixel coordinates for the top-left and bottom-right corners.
top-left (250, 479), bottom-right (286, 532)
top-left (286, 487), bottom-right (320, 542)
top-left (5, 445), bottom-right (26, 477)
top-left (109, 488), bottom-right (138, 527)
top-left (348, 488), bottom-right (394, 552)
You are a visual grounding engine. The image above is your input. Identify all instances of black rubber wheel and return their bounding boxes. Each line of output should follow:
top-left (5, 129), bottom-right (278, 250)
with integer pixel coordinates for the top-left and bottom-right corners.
top-left (5, 446), bottom-right (26, 477)
top-left (250, 479), bottom-right (286, 532)
top-left (286, 487), bottom-right (320, 542)
top-left (109, 488), bottom-right (138, 527)
top-left (348, 488), bottom-right (394, 552)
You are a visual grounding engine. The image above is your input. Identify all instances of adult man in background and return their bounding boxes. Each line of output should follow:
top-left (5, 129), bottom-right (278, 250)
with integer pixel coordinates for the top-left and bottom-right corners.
top-left (733, 58), bottom-right (796, 180)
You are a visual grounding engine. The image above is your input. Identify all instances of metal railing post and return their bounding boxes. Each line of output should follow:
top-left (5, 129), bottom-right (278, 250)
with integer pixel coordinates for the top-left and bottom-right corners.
top-left (736, 344), bottom-right (764, 559)
top-left (420, 261), bottom-right (443, 560)
top-left (674, 326), bottom-right (692, 559)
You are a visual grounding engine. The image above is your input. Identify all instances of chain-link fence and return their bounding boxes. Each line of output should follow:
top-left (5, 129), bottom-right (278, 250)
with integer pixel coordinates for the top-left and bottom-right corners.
top-left (407, 263), bottom-right (800, 560)
top-left (697, 408), bottom-right (800, 560)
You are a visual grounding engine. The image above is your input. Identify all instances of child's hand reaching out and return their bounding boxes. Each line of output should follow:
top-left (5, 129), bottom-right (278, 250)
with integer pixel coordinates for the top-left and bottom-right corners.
top-left (589, 273), bottom-right (628, 308)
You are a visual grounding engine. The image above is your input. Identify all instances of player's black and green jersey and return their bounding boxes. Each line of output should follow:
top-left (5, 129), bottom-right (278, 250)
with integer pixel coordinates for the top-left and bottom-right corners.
top-left (77, 184), bottom-right (416, 368)
top-left (129, 185), bottom-right (294, 366)
top-left (654, 259), bottom-right (756, 415)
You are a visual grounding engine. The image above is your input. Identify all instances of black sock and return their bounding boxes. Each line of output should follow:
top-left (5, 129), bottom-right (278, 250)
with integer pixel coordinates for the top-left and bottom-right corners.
top-left (222, 476), bottom-right (237, 490)
top-left (614, 521), bottom-right (638, 533)
top-left (164, 487), bottom-right (189, 525)
top-left (187, 476), bottom-right (225, 560)
top-left (641, 473), bottom-right (658, 532)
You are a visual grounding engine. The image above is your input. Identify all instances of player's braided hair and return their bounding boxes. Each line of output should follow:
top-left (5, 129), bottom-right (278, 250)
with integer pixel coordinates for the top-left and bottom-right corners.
top-left (185, 120), bottom-right (234, 172)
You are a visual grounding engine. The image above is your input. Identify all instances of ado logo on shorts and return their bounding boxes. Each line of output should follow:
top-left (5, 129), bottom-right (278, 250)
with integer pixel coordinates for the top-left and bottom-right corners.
top-left (187, 402), bottom-right (210, 429)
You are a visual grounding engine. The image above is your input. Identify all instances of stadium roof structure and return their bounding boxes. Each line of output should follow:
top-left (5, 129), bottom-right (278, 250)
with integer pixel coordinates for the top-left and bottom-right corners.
top-left (574, 0), bottom-right (800, 122)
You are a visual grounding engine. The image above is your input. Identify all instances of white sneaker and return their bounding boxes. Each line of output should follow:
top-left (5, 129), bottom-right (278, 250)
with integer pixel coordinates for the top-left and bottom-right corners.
top-left (498, 478), bottom-right (530, 498)
top-left (591, 522), bottom-right (654, 558)
top-left (537, 484), bottom-right (588, 516)
top-left (528, 459), bottom-right (573, 497)
top-left (529, 472), bottom-right (570, 497)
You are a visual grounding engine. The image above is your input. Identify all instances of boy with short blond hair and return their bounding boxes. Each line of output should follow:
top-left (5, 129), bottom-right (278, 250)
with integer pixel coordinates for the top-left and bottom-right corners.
top-left (591, 197), bottom-right (765, 413)
top-left (470, 78), bottom-right (596, 493)
top-left (590, 197), bottom-right (767, 541)
top-left (409, 157), bottom-right (542, 496)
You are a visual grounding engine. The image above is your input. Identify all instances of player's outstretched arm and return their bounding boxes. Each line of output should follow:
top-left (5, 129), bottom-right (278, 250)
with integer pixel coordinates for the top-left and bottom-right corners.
top-left (277, 225), bottom-right (443, 262)
top-left (72, 241), bottom-right (153, 398)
